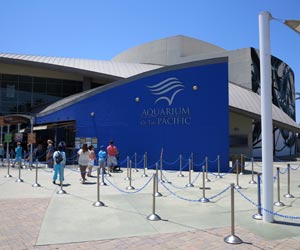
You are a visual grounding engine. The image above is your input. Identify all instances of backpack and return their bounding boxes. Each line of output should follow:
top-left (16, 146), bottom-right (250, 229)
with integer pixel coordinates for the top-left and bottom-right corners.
top-left (55, 152), bottom-right (63, 164)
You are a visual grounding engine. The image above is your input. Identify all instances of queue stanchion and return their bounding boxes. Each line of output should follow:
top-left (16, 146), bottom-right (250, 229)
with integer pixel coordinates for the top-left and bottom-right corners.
top-left (100, 165), bottom-right (107, 186)
top-left (239, 154), bottom-right (244, 175)
top-left (178, 154), bottom-right (184, 177)
top-left (160, 156), bottom-right (165, 183)
top-left (4, 158), bottom-right (12, 178)
top-left (155, 163), bottom-right (162, 197)
top-left (141, 153), bottom-right (148, 177)
top-left (249, 157), bottom-right (257, 184)
top-left (224, 183), bottom-right (242, 244)
top-left (134, 152), bottom-right (139, 172)
top-left (274, 167), bottom-right (284, 207)
top-left (191, 152), bottom-right (194, 172)
top-left (124, 156), bottom-right (130, 181)
top-left (126, 160), bottom-right (135, 190)
top-left (252, 173), bottom-right (263, 220)
top-left (57, 164), bottom-right (66, 194)
top-left (205, 156), bottom-right (211, 182)
top-left (234, 160), bottom-right (241, 189)
top-left (32, 160), bottom-right (41, 187)
top-left (284, 163), bottom-right (294, 198)
top-left (147, 173), bottom-right (161, 221)
top-left (216, 155), bottom-right (222, 179)
top-left (199, 165), bottom-right (210, 203)
top-left (16, 160), bottom-right (24, 183)
top-left (93, 167), bottom-right (105, 207)
top-left (185, 159), bottom-right (194, 187)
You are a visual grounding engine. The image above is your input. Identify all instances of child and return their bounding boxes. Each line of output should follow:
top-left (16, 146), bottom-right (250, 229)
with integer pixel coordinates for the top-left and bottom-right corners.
top-left (98, 145), bottom-right (107, 174)
top-left (87, 145), bottom-right (96, 177)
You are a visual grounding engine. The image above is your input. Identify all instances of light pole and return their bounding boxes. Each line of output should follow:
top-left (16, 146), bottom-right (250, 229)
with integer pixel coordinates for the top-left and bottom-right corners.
top-left (259, 11), bottom-right (300, 223)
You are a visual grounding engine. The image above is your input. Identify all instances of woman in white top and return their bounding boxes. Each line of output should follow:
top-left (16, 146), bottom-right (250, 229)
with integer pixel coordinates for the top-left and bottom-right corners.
top-left (77, 143), bottom-right (89, 184)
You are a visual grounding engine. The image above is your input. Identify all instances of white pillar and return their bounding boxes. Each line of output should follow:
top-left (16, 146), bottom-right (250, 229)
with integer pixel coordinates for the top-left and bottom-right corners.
top-left (259, 11), bottom-right (274, 222)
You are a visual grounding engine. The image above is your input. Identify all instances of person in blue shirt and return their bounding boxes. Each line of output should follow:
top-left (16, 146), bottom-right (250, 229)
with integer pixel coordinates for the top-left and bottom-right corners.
top-left (14, 142), bottom-right (23, 168)
top-left (52, 145), bottom-right (66, 185)
top-left (98, 145), bottom-right (107, 174)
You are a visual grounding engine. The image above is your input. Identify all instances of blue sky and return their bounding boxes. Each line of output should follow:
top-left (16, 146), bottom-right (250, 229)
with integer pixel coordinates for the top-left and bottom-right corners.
top-left (0, 0), bottom-right (299, 121)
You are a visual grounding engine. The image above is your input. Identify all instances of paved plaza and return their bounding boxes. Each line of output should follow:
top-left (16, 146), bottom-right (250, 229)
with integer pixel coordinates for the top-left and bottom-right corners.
top-left (1, 159), bottom-right (300, 250)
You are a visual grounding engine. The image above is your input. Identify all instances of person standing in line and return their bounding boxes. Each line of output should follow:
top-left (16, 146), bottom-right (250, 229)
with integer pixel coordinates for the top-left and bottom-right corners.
top-left (52, 145), bottom-right (66, 185)
top-left (13, 142), bottom-right (22, 168)
top-left (107, 140), bottom-right (118, 172)
top-left (98, 145), bottom-right (107, 174)
top-left (46, 139), bottom-right (54, 168)
top-left (77, 143), bottom-right (89, 184)
top-left (87, 145), bottom-right (96, 177)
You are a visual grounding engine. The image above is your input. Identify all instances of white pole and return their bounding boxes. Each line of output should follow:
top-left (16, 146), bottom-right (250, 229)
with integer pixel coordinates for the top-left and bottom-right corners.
top-left (259, 11), bottom-right (274, 222)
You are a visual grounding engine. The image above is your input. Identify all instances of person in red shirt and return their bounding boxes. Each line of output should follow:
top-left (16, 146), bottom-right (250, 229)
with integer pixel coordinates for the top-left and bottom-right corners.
top-left (106, 140), bottom-right (118, 172)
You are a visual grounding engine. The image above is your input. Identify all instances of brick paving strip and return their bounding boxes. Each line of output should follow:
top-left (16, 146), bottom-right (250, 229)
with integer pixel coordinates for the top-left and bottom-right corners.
top-left (0, 198), bottom-right (299, 250)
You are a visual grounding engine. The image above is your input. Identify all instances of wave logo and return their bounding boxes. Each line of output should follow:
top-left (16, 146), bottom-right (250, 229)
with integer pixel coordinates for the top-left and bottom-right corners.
top-left (147, 77), bottom-right (184, 106)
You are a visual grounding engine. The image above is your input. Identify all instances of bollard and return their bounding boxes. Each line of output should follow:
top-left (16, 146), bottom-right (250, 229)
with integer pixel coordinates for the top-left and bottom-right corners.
top-left (141, 153), bottom-right (148, 177)
top-left (4, 158), bottom-right (12, 178)
top-left (252, 173), bottom-right (263, 220)
top-left (133, 152), bottom-right (139, 172)
top-left (199, 165), bottom-right (210, 203)
top-left (57, 164), bottom-right (67, 194)
top-left (32, 160), bottom-right (41, 187)
top-left (100, 165), bottom-right (107, 186)
top-left (239, 154), bottom-right (244, 175)
top-left (126, 160), bottom-right (135, 190)
top-left (160, 157), bottom-right (165, 183)
top-left (216, 155), bottom-right (222, 179)
top-left (185, 159), bottom-right (194, 187)
top-left (124, 156), bottom-right (130, 180)
top-left (249, 157), bottom-right (257, 184)
top-left (205, 156), bottom-right (211, 182)
top-left (93, 168), bottom-right (105, 207)
top-left (147, 173), bottom-right (161, 221)
top-left (191, 152), bottom-right (194, 172)
top-left (16, 161), bottom-right (24, 183)
top-left (234, 160), bottom-right (241, 189)
top-left (178, 154), bottom-right (184, 177)
top-left (274, 167), bottom-right (285, 207)
top-left (284, 164), bottom-right (294, 198)
top-left (224, 183), bottom-right (242, 244)
top-left (155, 163), bottom-right (163, 197)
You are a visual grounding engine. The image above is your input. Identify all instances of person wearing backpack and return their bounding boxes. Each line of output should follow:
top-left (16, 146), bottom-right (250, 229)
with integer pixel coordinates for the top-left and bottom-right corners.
top-left (52, 145), bottom-right (66, 185)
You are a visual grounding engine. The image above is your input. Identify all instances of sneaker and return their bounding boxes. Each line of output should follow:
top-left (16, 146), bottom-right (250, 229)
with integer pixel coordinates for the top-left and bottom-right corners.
top-left (52, 180), bottom-right (56, 184)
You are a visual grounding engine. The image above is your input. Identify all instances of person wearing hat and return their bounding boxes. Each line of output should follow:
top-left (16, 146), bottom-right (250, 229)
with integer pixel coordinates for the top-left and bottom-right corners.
top-left (98, 145), bottom-right (107, 174)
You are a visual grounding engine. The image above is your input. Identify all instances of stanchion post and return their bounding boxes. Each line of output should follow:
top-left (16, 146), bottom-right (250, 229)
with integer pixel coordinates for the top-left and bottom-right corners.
top-left (239, 154), bottom-right (244, 175)
top-left (284, 163), bottom-right (294, 198)
top-left (160, 156), bottom-right (164, 183)
top-left (93, 168), bottom-right (105, 207)
top-left (32, 160), bottom-right (41, 187)
top-left (185, 159), bottom-right (194, 187)
top-left (178, 154), bottom-right (184, 177)
top-left (124, 156), bottom-right (130, 180)
top-left (252, 173), bottom-right (263, 220)
top-left (155, 162), bottom-right (162, 197)
top-left (199, 165), bottom-right (209, 203)
top-left (147, 173), bottom-right (161, 221)
top-left (16, 160), bottom-right (24, 182)
top-left (191, 152), bottom-right (194, 172)
top-left (216, 155), bottom-right (222, 179)
top-left (235, 160), bottom-right (241, 189)
top-left (249, 157), bottom-right (257, 184)
top-left (134, 152), bottom-right (139, 172)
top-left (205, 156), bottom-right (211, 182)
top-left (126, 160), bottom-right (135, 190)
top-left (100, 164), bottom-right (107, 186)
top-left (224, 183), bottom-right (242, 244)
top-left (141, 153), bottom-right (148, 177)
top-left (274, 167), bottom-right (285, 206)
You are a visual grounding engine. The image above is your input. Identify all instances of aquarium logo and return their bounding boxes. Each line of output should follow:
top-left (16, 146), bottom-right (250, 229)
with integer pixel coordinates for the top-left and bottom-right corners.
top-left (147, 77), bottom-right (184, 106)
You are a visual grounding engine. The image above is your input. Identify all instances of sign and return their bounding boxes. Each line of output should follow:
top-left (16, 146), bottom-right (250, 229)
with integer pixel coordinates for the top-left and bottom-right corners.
top-left (4, 133), bottom-right (12, 143)
top-left (14, 133), bottom-right (23, 142)
top-left (27, 133), bottom-right (36, 144)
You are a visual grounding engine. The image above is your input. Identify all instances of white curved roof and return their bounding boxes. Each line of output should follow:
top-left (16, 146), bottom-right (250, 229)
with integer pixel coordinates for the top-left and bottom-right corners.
top-left (0, 53), bottom-right (162, 78)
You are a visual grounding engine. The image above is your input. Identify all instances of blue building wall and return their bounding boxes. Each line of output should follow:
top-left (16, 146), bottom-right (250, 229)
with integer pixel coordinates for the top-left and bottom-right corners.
top-left (36, 58), bottom-right (229, 172)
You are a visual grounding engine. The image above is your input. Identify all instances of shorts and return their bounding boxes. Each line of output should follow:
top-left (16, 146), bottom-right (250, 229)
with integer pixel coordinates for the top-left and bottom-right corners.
top-left (107, 156), bottom-right (117, 167)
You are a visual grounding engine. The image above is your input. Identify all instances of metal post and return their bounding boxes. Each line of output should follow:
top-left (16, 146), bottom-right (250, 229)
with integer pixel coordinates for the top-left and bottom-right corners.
top-left (185, 159), bottom-right (194, 187)
top-left (239, 154), bottom-right (244, 175)
top-left (205, 156), bottom-right (211, 182)
top-left (160, 156), bottom-right (164, 183)
top-left (249, 157), bottom-right (257, 184)
top-left (252, 173), bottom-right (263, 220)
top-left (93, 167), bottom-right (105, 207)
top-left (235, 160), bottom-right (241, 189)
top-left (199, 165), bottom-right (209, 203)
top-left (126, 160), bottom-right (135, 190)
top-left (141, 153), bottom-right (148, 177)
top-left (124, 156), bottom-right (130, 180)
top-left (216, 155), bottom-right (222, 179)
top-left (16, 160), bottom-right (24, 182)
top-left (259, 11), bottom-right (274, 222)
top-left (32, 160), bottom-right (41, 187)
top-left (191, 152), bottom-right (194, 172)
top-left (155, 162), bottom-right (162, 197)
top-left (178, 154), bottom-right (184, 177)
top-left (100, 165), bottom-right (107, 186)
top-left (134, 152), bottom-right (139, 172)
top-left (274, 167), bottom-right (284, 206)
top-left (224, 183), bottom-right (242, 244)
top-left (147, 173), bottom-right (161, 221)
top-left (284, 164), bottom-right (294, 198)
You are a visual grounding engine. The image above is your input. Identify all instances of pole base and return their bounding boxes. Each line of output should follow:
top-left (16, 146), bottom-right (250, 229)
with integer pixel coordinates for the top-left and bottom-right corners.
top-left (93, 201), bottom-right (105, 207)
top-left (4, 174), bottom-right (12, 178)
top-left (199, 197), bottom-right (210, 203)
top-left (16, 178), bottom-right (24, 183)
top-left (284, 193), bottom-right (294, 198)
top-left (224, 234), bottom-right (242, 244)
top-left (141, 174), bottom-right (148, 177)
top-left (249, 180), bottom-right (257, 184)
top-left (252, 213), bottom-right (263, 220)
top-left (185, 183), bottom-right (194, 187)
top-left (154, 192), bottom-right (163, 197)
top-left (57, 189), bottom-right (67, 194)
top-left (32, 183), bottom-right (41, 187)
top-left (274, 201), bottom-right (285, 207)
top-left (126, 185), bottom-right (135, 190)
top-left (147, 213), bottom-right (161, 221)
top-left (178, 173), bottom-right (184, 177)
